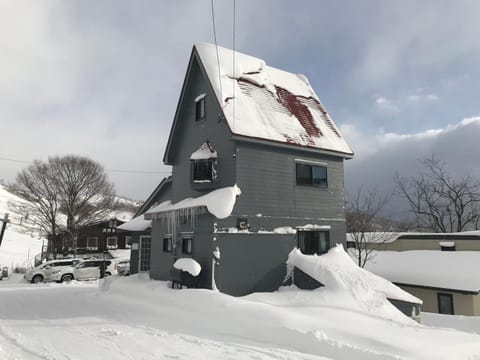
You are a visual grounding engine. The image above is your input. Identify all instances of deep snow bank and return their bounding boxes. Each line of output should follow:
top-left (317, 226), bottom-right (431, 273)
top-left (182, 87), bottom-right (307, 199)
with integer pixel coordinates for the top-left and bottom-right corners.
top-left (286, 245), bottom-right (421, 323)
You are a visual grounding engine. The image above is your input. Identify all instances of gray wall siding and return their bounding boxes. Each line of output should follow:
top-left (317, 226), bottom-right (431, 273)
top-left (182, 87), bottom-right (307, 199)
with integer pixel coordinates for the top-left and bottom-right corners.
top-left (149, 214), bottom-right (214, 289)
top-left (215, 233), bottom-right (297, 296)
top-left (235, 141), bottom-right (346, 220)
top-left (169, 56), bottom-right (237, 203)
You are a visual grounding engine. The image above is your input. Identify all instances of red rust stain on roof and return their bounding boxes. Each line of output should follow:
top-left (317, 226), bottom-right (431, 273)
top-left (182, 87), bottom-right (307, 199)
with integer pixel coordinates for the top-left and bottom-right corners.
top-left (275, 86), bottom-right (322, 138)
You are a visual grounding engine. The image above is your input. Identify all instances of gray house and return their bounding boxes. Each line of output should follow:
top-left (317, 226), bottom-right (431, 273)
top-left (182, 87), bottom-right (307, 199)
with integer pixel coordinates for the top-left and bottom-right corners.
top-left (143, 43), bottom-right (354, 296)
top-left (118, 176), bottom-right (172, 274)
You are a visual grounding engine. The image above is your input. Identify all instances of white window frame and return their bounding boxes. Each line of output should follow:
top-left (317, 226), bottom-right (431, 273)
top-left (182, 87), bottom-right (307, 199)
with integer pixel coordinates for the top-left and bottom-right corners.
top-left (106, 236), bottom-right (118, 249)
top-left (86, 236), bottom-right (98, 251)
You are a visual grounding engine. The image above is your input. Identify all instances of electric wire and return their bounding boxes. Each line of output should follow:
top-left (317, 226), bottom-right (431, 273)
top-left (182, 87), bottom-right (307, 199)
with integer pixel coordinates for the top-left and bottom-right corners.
top-left (210, 0), bottom-right (224, 106)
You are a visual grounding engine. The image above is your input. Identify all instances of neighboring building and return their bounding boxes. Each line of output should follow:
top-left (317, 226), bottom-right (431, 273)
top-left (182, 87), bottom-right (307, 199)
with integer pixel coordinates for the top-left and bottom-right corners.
top-left (118, 177), bottom-right (172, 274)
top-left (46, 218), bottom-right (130, 259)
top-left (365, 250), bottom-right (480, 316)
top-left (142, 43), bottom-right (353, 296)
top-left (347, 231), bottom-right (480, 252)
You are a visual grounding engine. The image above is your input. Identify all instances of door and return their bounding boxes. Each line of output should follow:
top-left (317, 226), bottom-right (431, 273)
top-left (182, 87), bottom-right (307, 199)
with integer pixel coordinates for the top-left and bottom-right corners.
top-left (74, 261), bottom-right (100, 280)
top-left (139, 236), bottom-right (152, 272)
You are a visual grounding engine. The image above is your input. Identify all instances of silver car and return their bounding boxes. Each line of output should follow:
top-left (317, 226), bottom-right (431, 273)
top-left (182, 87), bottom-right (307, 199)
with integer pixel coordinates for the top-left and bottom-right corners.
top-left (23, 259), bottom-right (80, 283)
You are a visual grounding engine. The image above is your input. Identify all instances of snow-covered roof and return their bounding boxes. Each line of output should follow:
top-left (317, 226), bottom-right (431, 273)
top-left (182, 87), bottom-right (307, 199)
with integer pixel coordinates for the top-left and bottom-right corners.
top-left (365, 250), bottom-right (480, 293)
top-left (117, 215), bottom-right (151, 232)
top-left (194, 43), bottom-right (353, 157)
top-left (145, 185), bottom-right (241, 220)
top-left (288, 245), bottom-right (421, 305)
top-left (108, 249), bottom-right (131, 261)
top-left (347, 231), bottom-right (480, 244)
top-left (173, 258), bottom-right (201, 276)
top-left (190, 141), bottom-right (217, 160)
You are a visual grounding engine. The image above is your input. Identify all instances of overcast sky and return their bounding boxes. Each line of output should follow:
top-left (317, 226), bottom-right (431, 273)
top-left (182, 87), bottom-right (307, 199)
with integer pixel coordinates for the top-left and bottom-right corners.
top-left (1, 1), bottom-right (479, 212)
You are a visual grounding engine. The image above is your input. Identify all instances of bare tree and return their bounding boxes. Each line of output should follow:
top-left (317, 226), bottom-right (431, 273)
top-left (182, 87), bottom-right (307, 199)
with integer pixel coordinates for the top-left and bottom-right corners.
top-left (8, 160), bottom-right (62, 237)
top-left (10, 155), bottom-right (116, 252)
top-left (394, 156), bottom-right (480, 233)
top-left (346, 187), bottom-right (394, 267)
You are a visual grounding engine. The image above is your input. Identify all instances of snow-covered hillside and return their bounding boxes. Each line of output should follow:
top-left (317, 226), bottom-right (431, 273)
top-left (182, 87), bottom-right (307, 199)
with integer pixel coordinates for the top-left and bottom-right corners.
top-left (0, 229), bottom-right (43, 269)
top-left (0, 273), bottom-right (479, 359)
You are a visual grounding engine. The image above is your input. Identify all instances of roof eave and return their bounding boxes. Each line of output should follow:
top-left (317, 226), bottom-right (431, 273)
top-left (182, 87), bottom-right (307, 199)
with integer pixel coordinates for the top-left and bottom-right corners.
top-left (231, 134), bottom-right (354, 159)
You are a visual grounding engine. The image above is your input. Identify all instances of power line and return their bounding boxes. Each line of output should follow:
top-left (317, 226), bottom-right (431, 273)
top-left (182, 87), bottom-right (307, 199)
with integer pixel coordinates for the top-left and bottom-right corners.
top-left (232, 0), bottom-right (236, 132)
top-left (210, 0), bottom-right (224, 105)
top-left (0, 156), bottom-right (169, 175)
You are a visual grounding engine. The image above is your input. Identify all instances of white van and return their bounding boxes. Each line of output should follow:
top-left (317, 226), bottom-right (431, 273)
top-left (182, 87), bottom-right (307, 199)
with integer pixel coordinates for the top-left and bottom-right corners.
top-left (23, 259), bottom-right (80, 283)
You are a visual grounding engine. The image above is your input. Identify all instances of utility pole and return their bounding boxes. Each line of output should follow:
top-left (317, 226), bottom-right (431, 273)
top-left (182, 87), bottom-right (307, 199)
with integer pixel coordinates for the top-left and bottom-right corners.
top-left (0, 213), bottom-right (9, 247)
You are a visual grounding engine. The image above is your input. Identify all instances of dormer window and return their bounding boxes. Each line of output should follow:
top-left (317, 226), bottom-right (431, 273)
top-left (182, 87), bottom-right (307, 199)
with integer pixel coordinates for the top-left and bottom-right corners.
top-left (191, 141), bottom-right (218, 184)
top-left (195, 93), bottom-right (206, 121)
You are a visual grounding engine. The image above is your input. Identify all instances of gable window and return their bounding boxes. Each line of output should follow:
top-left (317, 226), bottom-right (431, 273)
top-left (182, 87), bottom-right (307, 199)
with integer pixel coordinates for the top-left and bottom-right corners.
top-left (182, 236), bottom-right (193, 255)
top-left (87, 237), bottom-right (98, 250)
top-left (192, 159), bottom-right (215, 183)
top-left (298, 231), bottom-right (329, 255)
top-left (191, 141), bottom-right (217, 184)
top-left (106, 237), bottom-right (118, 249)
top-left (437, 293), bottom-right (454, 315)
top-left (296, 163), bottom-right (327, 187)
top-left (195, 94), bottom-right (206, 121)
top-left (163, 235), bottom-right (172, 253)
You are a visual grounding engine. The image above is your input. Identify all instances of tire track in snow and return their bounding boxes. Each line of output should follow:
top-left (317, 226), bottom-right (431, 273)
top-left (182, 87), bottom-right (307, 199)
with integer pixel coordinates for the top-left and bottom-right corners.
top-left (0, 324), bottom-right (54, 360)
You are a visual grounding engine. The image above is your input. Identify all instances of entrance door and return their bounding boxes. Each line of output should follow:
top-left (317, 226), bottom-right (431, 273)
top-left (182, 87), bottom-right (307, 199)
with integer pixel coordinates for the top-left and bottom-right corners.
top-left (139, 236), bottom-right (152, 272)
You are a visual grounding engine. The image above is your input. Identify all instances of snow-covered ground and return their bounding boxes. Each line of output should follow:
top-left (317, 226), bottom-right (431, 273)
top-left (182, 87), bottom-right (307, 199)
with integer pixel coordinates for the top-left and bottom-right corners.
top-left (1, 273), bottom-right (480, 360)
top-left (0, 229), bottom-right (43, 270)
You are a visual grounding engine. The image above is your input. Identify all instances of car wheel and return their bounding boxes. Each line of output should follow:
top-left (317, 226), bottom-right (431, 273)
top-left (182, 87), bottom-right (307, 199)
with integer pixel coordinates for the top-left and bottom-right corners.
top-left (32, 275), bottom-right (43, 284)
top-left (105, 272), bottom-right (111, 277)
top-left (61, 274), bottom-right (73, 283)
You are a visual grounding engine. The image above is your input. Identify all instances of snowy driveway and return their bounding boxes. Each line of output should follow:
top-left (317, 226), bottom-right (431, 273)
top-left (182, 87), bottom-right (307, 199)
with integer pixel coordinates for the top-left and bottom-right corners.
top-left (1, 275), bottom-right (480, 360)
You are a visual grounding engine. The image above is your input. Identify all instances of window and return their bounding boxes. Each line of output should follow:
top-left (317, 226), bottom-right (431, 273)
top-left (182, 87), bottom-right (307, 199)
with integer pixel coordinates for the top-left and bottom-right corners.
top-left (182, 236), bottom-right (193, 254)
top-left (86, 237), bottom-right (98, 250)
top-left (125, 236), bottom-right (132, 249)
top-left (163, 236), bottom-right (172, 252)
top-left (139, 236), bottom-right (152, 272)
top-left (192, 159), bottom-right (216, 183)
top-left (106, 237), bottom-right (118, 249)
top-left (438, 293), bottom-right (454, 315)
top-left (195, 94), bottom-right (206, 121)
top-left (298, 231), bottom-right (330, 255)
top-left (296, 163), bottom-right (327, 187)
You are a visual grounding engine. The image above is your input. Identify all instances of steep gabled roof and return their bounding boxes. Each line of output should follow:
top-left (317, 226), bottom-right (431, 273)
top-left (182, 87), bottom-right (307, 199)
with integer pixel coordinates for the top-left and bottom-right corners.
top-left (133, 176), bottom-right (172, 217)
top-left (194, 43), bottom-right (353, 157)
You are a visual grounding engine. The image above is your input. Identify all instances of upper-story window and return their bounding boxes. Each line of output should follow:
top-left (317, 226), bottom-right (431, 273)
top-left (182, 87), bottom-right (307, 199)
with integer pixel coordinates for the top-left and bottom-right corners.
top-left (296, 162), bottom-right (327, 187)
top-left (190, 141), bottom-right (217, 184)
top-left (195, 93), bottom-right (206, 121)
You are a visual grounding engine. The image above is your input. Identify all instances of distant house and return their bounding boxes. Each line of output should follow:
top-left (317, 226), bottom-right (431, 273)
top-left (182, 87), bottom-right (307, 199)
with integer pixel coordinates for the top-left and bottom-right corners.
top-left (138, 43), bottom-right (354, 296)
top-left (118, 177), bottom-right (172, 274)
top-left (347, 231), bottom-right (480, 252)
top-left (46, 218), bottom-right (130, 259)
top-left (365, 250), bottom-right (480, 316)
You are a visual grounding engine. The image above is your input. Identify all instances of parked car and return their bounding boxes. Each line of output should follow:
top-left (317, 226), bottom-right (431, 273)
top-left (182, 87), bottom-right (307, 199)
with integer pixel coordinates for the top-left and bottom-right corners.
top-left (116, 259), bottom-right (130, 276)
top-left (0, 264), bottom-right (3, 280)
top-left (2, 267), bottom-right (7, 279)
top-left (51, 259), bottom-right (117, 283)
top-left (23, 259), bottom-right (81, 283)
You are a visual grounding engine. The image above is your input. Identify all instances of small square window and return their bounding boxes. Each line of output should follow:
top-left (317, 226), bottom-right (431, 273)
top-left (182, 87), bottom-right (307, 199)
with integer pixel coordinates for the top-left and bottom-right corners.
top-left (438, 293), bottom-right (454, 314)
top-left (195, 96), bottom-right (206, 121)
top-left (87, 237), bottom-right (98, 250)
top-left (192, 159), bottom-right (216, 183)
top-left (182, 237), bottom-right (193, 254)
top-left (298, 231), bottom-right (329, 255)
top-left (163, 236), bottom-right (172, 252)
top-left (296, 163), bottom-right (327, 187)
top-left (107, 237), bottom-right (118, 249)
